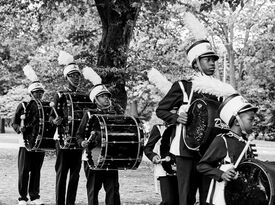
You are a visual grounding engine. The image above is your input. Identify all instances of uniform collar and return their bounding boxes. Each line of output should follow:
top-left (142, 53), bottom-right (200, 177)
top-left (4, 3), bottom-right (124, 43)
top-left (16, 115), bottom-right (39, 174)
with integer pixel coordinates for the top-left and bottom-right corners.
top-left (228, 131), bottom-right (246, 142)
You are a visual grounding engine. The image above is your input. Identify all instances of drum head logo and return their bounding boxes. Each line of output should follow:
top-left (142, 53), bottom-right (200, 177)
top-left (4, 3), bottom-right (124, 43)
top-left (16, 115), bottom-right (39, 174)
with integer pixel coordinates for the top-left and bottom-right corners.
top-left (197, 103), bottom-right (203, 109)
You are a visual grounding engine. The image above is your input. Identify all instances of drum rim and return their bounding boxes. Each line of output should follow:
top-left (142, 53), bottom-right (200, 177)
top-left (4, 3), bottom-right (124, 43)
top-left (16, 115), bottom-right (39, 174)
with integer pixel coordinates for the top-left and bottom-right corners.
top-left (127, 114), bottom-right (142, 169)
top-left (58, 92), bottom-right (94, 149)
top-left (24, 99), bottom-right (44, 151)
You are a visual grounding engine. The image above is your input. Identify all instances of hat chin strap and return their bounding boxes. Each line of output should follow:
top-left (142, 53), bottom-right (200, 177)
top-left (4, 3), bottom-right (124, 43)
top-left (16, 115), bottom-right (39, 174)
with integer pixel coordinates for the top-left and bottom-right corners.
top-left (195, 57), bottom-right (205, 75)
top-left (236, 115), bottom-right (248, 135)
top-left (67, 77), bottom-right (79, 88)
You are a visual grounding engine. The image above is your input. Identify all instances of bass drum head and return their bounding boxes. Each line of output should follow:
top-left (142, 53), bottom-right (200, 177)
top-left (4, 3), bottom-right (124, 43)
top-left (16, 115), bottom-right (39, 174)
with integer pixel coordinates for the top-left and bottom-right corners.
top-left (23, 100), bottom-right (40, 151)
top-left (87, 115), bottom-right (102, 169)
top-left (225, 158), bottom-right (275, 205)
top-left (23, 100), bottom-right (56, 151)
top-left (186, 98), bottom-right (224, 153)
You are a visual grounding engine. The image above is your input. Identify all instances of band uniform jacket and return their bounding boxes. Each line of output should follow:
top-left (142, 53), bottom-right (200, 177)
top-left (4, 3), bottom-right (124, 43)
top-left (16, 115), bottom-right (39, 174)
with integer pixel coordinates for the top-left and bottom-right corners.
top-left (12, 101), bottom-right (41, 147)
top-left (156, 79), bottom-right (220, 158)
top-left (197, 131), bottom-right (254, 182)
top-left (76, 103), bottom-right (125, 164)
top-left (12, 102), bottom-right (28, 147)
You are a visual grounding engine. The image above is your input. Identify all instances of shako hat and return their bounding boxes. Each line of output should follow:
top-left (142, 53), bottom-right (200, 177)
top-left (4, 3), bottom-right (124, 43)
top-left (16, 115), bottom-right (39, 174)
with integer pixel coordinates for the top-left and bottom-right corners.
top-left (23, 65), bottom-right (45, 94)
top-left (28, 81), bottom-right (45, 93)
top-left (82, 66), bottom-right (111, 103)
top-left (186, 39), bottom-right (219, 66)
top-left (58, 51), bottom-right (81, 77)
top-left (89, 84), bottom-right (111, 103)
top-left (218, 93), bottom-right (258, 127)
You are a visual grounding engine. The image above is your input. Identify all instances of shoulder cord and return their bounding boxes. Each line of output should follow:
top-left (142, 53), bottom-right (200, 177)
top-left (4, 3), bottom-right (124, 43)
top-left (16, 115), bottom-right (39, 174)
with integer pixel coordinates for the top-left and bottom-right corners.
top-left (21, 102), bottom-right (26, 113)
top-left (221, 135), bottom-right (231, 164)
top-left (178, 81), bottom-right (189, 104)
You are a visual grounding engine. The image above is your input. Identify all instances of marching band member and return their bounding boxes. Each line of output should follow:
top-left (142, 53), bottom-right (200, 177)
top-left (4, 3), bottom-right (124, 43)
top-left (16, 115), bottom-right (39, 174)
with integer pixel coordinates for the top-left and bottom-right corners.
top-left (12, 65), bottom-right (45, 205)
top-left (197, 94), bottom-right (259, 205)
top-left (76, 67), bottom-right (124, 205)
top-left (156, 39), bottom-right (220, 205)
top-left (144, 122), bottom-right (179, 205)
top-left (50, 51), bottom-right (83, 205)
top-left (155, 13), bottom-right (237, 205)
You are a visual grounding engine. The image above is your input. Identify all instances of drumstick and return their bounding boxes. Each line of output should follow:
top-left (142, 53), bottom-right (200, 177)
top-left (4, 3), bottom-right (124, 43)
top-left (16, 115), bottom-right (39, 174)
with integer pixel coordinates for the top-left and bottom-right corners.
top-left (87, 131), bottom-right (95, 143)
top-left (50, 102), bottom-right (59, 117)
top-left (160, 156), bottom-right (171, 162)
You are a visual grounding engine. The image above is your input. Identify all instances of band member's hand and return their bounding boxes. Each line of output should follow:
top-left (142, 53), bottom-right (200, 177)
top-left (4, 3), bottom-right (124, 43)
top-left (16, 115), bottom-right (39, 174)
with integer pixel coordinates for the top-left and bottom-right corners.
top-left (152, 155), bottom-right (161, 164)
top-left (221, 168), bottom-right (237, 182)
top-left (53, 116), bottom-right (63, 126)
top-left (81, 140), bottom-right (89, 148)
top-left (177, 112), bottom-right (188, 124)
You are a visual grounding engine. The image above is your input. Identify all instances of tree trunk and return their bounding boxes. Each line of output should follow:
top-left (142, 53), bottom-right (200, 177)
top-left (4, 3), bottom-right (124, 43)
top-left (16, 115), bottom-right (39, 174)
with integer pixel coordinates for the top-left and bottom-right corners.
top-left (228, 21), bottom-right (237, 89)
top-left (0, 118), bottom-right (5, 133)
top-left (95, 0), bottom-right (140, 109)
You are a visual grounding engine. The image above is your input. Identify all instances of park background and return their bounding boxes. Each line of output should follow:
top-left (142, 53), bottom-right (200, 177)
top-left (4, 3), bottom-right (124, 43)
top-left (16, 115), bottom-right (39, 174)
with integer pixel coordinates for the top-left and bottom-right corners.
top-left (0, 0), bottom-right (275, 204)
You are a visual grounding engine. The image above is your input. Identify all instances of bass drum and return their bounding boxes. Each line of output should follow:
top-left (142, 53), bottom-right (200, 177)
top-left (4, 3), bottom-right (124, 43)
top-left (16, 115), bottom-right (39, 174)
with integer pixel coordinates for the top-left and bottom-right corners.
top-left (86, 114), bottom-right (144, 170)
top-left (56, 92), bottom-right (95, 149)
top-left (23, 100), bottom-right (56, 151)
top-left (225, 158), bottom-right (275, 205)
top-left (186, 98), bottom-right (228, 155)
top-left (160, 125), bottom-right (176, 175)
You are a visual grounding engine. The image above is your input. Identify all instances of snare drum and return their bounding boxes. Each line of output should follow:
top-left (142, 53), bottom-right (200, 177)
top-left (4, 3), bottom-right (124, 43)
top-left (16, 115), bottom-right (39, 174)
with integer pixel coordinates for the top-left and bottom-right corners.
top-left (23, 99), bottom-right (56, 151)
top-left (85, 114), bottom-right (144, 170)
top-left (56, 92), bottom-right (95, 149)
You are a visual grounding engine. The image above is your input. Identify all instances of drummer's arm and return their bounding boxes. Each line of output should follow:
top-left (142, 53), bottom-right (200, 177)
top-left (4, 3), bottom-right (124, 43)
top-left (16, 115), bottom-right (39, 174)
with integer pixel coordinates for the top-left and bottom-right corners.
top-left (144, 125), bottom-right (161, 164)
top-left (12, 103), bottom-right (24, 134)
top-left (156, 82), bottom-right (185, 125)
top-left (197, 137), bottom-right (227, 182)
top-left (49, 93), bottom-right (62, 125)
top-left (76, 112), bottom-right (89, 148)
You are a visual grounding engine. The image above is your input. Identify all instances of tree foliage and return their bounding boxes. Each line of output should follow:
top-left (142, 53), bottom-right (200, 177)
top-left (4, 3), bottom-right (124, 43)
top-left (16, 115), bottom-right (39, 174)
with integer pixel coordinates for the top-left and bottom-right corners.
top-left (0, 0), bottom-right (274, 139)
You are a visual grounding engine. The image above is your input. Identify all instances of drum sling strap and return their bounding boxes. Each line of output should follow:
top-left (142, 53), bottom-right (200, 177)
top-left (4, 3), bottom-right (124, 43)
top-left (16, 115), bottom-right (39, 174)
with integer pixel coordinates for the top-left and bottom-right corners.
top-left (20, 102), bottom-right (27, 127)
top-left (206, 135), bottom-right (231, 205)
top-left (170, 81), bottom-right (194, 155)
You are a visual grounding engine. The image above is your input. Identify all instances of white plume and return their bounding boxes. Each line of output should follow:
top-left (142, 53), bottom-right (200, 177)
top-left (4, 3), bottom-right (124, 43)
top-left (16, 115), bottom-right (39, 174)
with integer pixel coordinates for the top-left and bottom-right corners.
top-left (58, 50), bottom-right (74, 65)
top-left (148, 68), bottom-right (172, 95)
top-left (183, 12), bottom-right (208, 40)
top-left (192, 74), bottom-right (237, 98)
top-left (23, 65), bottom-right (39, 82)
top-left (83, 66), bottom-right (102, 85)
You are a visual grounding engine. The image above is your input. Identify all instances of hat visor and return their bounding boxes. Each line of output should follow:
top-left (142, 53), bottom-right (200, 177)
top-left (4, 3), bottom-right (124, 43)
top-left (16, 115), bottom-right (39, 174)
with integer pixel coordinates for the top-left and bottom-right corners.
top-left (31, 88), bottom-right (45, 93)
top-left (238, 105), bottom-right (258, 114)
top-left (67, 70), bottom-right (81, 76)
top-left (199, 53), bottom-right (219, 61)
top-left (97, 90), bottom-right (111, 97)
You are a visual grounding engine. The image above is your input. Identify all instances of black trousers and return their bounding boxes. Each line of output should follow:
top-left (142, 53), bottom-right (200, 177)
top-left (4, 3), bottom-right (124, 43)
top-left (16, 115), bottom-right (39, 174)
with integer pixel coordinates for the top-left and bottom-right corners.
top-left (84, 162), bottom-right (121, 205)
top-left (159, 175), bottom-right (179, 205)
top-left (18, 147), bottom-right (45, 201)
top-left (55, 145), bottom-right (82, 205)
top-left (175, 156), bottom-right (209, 205)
